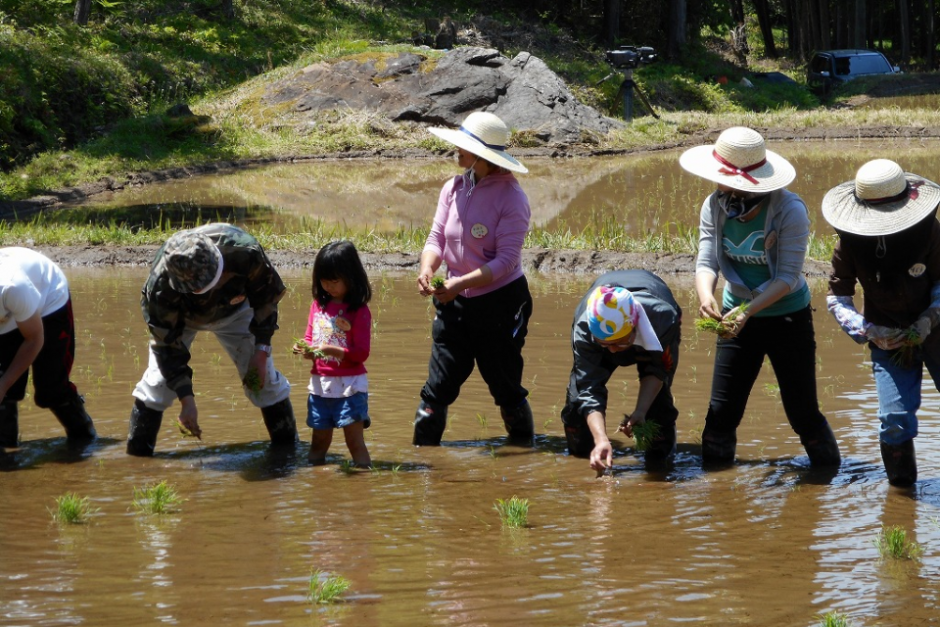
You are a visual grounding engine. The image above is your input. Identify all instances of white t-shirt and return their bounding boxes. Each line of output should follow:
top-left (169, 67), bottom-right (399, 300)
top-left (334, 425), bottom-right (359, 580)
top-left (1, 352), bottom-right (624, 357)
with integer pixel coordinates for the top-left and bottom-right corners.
top-left (0, 248), bottom-right (70, 336)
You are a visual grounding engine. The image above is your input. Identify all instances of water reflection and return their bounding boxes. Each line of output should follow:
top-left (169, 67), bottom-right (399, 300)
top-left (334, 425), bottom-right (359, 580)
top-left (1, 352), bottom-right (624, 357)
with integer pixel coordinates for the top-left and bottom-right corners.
top-left (57, 139), bottom-right (940, 239)
top-left (0, 269), bottom-right (938, 626)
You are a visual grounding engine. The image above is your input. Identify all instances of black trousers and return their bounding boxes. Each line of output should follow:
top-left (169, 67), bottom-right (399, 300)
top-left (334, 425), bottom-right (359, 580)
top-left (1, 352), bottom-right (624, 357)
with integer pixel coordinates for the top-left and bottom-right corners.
top-left (0, 300), bottom-right (78, 408)
top-left (421, 276), bottom-right (533, 408)
top-left (703, 305), bottom-right (829, 439)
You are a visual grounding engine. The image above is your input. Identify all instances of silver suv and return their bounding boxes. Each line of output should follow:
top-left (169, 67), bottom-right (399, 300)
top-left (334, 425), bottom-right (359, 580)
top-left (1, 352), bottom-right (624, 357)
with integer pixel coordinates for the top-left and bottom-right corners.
top-left (807, 49), bottom-right (899, 94)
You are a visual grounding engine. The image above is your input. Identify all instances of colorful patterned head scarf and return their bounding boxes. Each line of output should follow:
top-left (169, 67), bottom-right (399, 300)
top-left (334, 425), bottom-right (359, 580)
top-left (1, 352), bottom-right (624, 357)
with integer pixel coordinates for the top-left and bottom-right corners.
top-left (586, 285), bottom-right (639, 342)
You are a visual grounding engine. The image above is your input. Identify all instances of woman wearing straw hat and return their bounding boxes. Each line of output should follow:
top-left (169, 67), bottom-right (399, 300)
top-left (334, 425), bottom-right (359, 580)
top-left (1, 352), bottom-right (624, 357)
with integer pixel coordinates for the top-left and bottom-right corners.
top-left (823, 159), bottom-right (940, 487)
top-left (412, 111), bottom-right (535, 447)
top-left (680, 126), bottom-right (841, 468)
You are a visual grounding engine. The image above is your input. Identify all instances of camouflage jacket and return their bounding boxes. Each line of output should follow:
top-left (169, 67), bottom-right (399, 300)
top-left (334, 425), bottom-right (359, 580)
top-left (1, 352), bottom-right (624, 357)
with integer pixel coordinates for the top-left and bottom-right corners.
top-left (141, 224), bottom-right (286, 399)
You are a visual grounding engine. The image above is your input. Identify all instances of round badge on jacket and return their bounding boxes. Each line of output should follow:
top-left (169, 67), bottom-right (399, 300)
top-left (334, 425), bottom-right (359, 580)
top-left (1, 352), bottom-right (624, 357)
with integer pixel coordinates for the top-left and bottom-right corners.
top-left (909, 263), bottom-right (927, 277)
top-left (471, 223), bottom-right (488, 239)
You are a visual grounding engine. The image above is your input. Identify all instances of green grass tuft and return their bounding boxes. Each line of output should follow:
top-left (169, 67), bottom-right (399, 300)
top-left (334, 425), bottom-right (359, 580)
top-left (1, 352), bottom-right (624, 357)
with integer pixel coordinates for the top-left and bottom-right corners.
top-left (874, 525), bottom-right (922, 561)
top-left (308, 569), bottom-right (351, 604)
top-left (818, 611), bottom-right (851, 627)
top-left (494, 495), bottom-right (529, 529)
top-left (430, 276), bottom-right (446, 289)
top-left (132, 480), bottom-right (183, 515)
top-left (630, 419), bottom-right (662, 452)
top-left (49, 493), bottom-right (98, 524)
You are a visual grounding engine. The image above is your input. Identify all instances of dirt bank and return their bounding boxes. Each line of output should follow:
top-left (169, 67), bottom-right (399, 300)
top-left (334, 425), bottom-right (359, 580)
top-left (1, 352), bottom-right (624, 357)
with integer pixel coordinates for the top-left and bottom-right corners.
top-left (33, 245), bottom-right (833, 279)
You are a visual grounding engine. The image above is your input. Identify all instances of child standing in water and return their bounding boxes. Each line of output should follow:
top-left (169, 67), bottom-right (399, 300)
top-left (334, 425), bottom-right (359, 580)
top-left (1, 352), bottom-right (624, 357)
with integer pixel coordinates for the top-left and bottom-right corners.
top-left (294, 241), bottom-right (372, 467)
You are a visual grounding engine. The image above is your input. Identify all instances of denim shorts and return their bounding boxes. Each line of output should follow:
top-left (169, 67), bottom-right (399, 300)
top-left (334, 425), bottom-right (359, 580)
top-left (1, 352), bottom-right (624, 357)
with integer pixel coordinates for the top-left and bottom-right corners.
top-left (306, 392), bottom-right (370, 430)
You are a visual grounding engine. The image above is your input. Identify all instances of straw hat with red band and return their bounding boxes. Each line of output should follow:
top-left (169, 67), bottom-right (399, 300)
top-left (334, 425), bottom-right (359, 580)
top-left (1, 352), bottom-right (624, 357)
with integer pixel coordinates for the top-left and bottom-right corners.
top-left (679, 126), bottom-right (796, 193)
top-left (428, 111), bottom-right (528, 174)
top-left (821, 158), bottom-right (940, 236)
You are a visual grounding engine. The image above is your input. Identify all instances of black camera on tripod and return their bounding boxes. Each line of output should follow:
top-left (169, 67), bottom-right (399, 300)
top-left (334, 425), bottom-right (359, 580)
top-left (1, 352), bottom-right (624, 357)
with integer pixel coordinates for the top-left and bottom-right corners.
top-left (605, 46), bottom-right (658, 69)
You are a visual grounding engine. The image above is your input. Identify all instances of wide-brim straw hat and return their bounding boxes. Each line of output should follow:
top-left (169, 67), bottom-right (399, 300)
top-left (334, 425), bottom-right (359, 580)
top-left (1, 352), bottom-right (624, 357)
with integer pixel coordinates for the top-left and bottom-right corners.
top-left (429, 111), bottom-right (528, 174)
top-left (679, 126), bottom-right (795, 193)
top-left (821, 158), bottom-right (940, 236)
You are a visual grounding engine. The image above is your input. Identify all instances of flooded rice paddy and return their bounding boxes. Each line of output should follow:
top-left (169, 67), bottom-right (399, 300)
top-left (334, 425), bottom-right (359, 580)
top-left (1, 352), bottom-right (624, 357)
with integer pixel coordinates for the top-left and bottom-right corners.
top-left (66, 138), bottom-right (940, 240)
top-left (6, 139), bottom-right (940, 625)
top-left (2, 269), bottom-right (939, 627)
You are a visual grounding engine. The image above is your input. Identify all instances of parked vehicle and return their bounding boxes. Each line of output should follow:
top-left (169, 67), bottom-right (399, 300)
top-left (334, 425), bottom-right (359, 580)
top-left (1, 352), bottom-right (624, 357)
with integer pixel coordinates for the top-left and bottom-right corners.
top-left (807, 49), bottom-right (900, 94)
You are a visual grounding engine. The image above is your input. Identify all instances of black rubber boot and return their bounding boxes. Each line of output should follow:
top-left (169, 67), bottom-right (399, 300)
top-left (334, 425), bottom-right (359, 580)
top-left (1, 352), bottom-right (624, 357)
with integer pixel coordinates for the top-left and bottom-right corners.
top-left (50, 391), bottom-right (97, 443)
top-left (645, 422), bottom-right (677, 468)
top-left (260, 398), bottom-right (299, 446)
top-left (880, 439), bottom-right (917, 487)
top-left (0, 401), bottom-right (19, 448)
top-left (800, 423), bottom-right (842, 467)
top-left (412, 399), bottom-right (448, 446)
top-left (701, 428), bottom-right (737, 467)
top-left (500, 400), bottom-right (535, 446)
top-left (126, 399), bottom-right (164, 457)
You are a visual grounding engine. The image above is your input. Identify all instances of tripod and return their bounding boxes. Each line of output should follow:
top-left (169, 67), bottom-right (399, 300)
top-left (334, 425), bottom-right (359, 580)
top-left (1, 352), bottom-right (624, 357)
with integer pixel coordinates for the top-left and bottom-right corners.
top-left (599, 68), bottom-right (660, 122)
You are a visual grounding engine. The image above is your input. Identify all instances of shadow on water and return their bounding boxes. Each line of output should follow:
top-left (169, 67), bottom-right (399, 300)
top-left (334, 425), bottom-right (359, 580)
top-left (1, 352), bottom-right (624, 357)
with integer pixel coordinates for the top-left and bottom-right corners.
top-left (0, 437), bottom-right (119, 471)
top-left (42, 202), bottom-right (270, 231)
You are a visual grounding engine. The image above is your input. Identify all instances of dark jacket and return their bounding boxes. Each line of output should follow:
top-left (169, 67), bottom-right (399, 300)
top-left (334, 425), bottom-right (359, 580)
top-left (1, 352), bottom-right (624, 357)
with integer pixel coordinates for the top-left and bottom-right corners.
top-left (142, 223), bottom-right (286, 399)
top-left (829, 214), bottom-right (940, 328)
top-left (565, 269), bottom-right (682, 419)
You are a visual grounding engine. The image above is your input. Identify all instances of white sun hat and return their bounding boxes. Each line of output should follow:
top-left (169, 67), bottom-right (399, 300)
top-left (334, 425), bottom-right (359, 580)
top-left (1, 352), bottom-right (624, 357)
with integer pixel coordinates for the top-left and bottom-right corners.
top-left (679, 126), bottom-right (795, 193)
top-left (821, 158), bottom-right (940, 236)
top-left (428, 111), bottom-right (528, 174)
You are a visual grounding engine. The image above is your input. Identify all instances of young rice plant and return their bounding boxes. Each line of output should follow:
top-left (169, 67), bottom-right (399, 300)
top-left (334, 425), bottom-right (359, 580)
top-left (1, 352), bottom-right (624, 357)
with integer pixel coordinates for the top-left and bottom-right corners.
top-left (494, 495), bottom-right (529, 529)
top-left (50, 493), bottom-right (98, 524)
top-left (132, 480), bottom-right (183, 515)
top-left (874, 524), bottom-right (922, 561)
top-left (308, 569), bottom-right (351, 604)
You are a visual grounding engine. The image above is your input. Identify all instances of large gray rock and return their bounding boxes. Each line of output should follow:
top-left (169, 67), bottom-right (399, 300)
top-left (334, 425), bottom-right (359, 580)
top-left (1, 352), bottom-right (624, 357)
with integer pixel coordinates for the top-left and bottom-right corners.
top-left (263, 47), bottom-right (622, 145)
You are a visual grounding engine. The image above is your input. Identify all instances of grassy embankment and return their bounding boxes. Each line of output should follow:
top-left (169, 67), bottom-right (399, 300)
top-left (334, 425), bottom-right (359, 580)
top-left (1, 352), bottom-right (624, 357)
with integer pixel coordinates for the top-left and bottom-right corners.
top-left (0, 1), bottom-right (922, 260)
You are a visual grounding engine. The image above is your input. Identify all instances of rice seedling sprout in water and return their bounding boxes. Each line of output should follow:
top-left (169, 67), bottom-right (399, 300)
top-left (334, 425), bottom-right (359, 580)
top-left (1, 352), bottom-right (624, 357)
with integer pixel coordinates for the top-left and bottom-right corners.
top-left (50, 493), bottom-right (98, 524)
top-left (133, 481), bottom-right (182, 515)
top-left (874, 524), bottom-right (922, 560)
top-left (818, 611), bottom-right (851, 627)
top-left (308, 569), bottom-right (351, 604)
top-left (494, 495), bottom-right (529, 529)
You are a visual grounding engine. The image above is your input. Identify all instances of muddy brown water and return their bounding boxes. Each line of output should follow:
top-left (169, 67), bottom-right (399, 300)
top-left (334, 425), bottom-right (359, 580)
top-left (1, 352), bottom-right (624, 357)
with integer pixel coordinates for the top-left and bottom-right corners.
top-left (2, 269), bottom-right (939, 626)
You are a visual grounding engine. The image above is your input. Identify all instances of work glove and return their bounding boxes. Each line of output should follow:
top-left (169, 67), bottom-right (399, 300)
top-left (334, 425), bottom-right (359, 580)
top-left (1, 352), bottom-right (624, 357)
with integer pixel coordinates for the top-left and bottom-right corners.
top-left (866, 325), bottom-right (906, 351)
top-left (910, 316), bottom-right (933, 345)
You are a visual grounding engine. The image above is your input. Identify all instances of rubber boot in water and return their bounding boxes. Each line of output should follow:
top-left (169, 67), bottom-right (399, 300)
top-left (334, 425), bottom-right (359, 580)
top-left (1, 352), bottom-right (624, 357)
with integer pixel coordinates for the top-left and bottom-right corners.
top-left (261, 398), bottom-right (299, 446)
top-left (500, 400), bottom-right (535, 446)
top-left (412, 399), bottom-right (448, 446)
top-left (880, 439), bottom-right (917, 487)
top-left (0, 401), bottom-right (19, 448)
top-left (645, 422), bottom-right (677, 468)
top-left (701, 427), bottom-right (737, 467)
top-left (126, 399), bottom-right (164, 457)
top-left (50, 391), bottom-right (97, 443)
top-left (800, 422), bottom-right (841, 467)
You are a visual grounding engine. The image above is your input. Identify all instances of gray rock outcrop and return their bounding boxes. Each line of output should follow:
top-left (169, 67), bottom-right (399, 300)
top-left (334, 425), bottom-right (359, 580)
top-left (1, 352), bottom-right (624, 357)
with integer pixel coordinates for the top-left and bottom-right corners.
top-left (263, 47), bottom-right (622, 145)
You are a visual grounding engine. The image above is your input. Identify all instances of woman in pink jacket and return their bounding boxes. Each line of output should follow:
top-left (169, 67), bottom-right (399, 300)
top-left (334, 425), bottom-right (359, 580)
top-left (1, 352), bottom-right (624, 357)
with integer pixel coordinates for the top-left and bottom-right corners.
top-left (413, 111), bottom-right (534, 447)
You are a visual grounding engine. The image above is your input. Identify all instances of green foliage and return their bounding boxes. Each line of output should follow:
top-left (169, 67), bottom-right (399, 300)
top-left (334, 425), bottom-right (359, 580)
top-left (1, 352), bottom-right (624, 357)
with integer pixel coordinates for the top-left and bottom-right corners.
top-left (874, 525), bottom-right (922, 561)
top-left (494, 495), bottom-right (529, 529)
top-left (308, 569), bottom-right (351, 604)
top-left (818, 611), bottom-right (851, 627)
top-left (49, 493), bottom-right (98, 524)
top-left (132, 480), bottom-right (182, 515)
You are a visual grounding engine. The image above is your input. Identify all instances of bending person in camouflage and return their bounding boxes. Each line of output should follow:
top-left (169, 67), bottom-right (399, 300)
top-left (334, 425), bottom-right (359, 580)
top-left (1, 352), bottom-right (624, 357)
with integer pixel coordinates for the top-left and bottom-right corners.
top-left (126, 223), bottom-right (297, 456)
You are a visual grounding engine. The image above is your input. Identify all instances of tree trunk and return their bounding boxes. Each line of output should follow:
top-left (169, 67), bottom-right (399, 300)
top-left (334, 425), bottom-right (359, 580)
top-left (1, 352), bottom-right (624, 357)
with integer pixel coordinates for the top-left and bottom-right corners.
top-left (73, 0), bottom-right (92, 25)
top-left (222, 0), bottom-right (235, 19)
top-left (667, 0), bottom-right (687, 60)
top-left (898, 0), bottom-right (911, 62)
top-left (753, 0), bottom-right (778, 57)
top-left (852, 0), bottom-right (867, 47)
top-left (604, 0), bottom-right (620, 47)
top-left (928, 0), bottom-right (936, 68)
